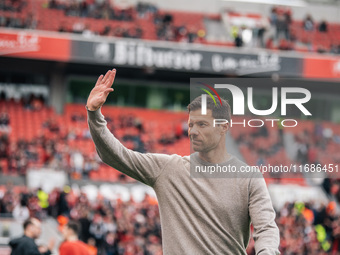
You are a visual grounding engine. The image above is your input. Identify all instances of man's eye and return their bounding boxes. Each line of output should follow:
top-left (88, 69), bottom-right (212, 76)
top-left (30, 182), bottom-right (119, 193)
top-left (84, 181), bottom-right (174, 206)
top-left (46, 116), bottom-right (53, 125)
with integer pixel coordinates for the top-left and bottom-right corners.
top-left (200, 123), bottom-right (206, 127)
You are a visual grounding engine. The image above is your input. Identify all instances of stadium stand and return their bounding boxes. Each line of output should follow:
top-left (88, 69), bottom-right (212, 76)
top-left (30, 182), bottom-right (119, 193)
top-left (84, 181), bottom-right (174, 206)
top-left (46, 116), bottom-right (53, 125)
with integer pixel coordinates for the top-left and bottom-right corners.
top-left (1, 184), bottom-right (340, 254)
top-left (1, 0), bottom-right (340, 53)
top-left (1, 1), bottom-right (340, 255)
top-left (0, 99), bottom-right (189, 182)
top-left (0, 98), bottom-right (339, 185)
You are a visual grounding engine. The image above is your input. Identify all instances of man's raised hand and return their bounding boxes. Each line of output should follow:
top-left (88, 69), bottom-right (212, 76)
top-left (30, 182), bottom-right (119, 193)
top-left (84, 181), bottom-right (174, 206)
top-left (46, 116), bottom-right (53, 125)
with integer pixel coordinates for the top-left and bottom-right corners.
top-left (86, 68), bottom-right (116, 111)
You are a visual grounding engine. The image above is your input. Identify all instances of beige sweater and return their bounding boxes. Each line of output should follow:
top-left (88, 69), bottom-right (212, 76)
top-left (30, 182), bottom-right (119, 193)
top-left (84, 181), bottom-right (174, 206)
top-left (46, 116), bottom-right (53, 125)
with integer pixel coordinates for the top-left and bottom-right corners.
top-left (87, 108), bottom-right (280, 255)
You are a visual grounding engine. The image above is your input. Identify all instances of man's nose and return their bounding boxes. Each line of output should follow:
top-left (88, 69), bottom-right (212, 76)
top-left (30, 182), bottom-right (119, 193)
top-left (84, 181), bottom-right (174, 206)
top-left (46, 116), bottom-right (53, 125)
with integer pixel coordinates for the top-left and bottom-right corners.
top-left (189, 126), bottom-right (198, 136)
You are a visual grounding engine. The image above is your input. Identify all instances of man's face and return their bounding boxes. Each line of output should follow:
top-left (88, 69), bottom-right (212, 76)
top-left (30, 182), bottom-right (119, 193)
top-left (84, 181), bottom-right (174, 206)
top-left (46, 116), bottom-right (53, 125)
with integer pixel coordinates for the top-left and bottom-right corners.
top-left (30, 219), bottom-right (42, 239)
top-left (61, 226), bottom-right (73, 240)
top-left (188, 109), bottom-right (227, 152)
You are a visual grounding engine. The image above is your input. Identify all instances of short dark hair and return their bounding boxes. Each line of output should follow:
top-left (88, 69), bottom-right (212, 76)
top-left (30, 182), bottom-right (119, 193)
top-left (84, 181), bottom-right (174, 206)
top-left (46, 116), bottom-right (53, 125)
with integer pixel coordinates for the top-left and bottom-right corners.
top-left (66, 221), bottom-right (81, 236)
top-left (187, 95), bottom-right (231, 124)
top-left (23, 218), bottom-right (38, 230)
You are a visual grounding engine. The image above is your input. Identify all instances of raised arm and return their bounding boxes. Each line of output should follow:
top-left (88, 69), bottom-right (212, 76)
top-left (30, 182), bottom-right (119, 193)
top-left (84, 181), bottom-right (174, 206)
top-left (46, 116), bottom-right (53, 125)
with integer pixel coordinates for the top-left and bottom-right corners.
top-left (86, 69), bottom-right (172, 186)
top-left (248, 176), bottom-right (280, 255)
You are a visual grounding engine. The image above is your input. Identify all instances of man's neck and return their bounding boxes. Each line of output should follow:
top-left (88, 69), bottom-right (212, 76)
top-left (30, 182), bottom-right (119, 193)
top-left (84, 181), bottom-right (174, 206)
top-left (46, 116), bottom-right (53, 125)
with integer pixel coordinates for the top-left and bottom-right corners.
top-left (24, 232), bottom-right (34, 239)
top-left (67, 235), bottom-right (79, 242)
top-left (198, 147), bottom-right (230, 164)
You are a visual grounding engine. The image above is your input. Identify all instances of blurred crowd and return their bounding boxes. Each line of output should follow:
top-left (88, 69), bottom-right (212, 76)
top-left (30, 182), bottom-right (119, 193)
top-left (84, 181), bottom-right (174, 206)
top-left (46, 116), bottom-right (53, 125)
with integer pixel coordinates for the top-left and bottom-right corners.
top-left (49, 0), bottom-right (134, 21)
top-left (0, 0), bottom-right (25, 12)
top-left (294, 123), bottom-right (339, 166)
top-left (0, 184), bottom-right (162, 255)
top-left (293, 123), bottom-right (340, 208)
top-left (154, 13), bottom-right (205, 43)
top-left (276, 201), bottom-right (340, 254)
top-left (234, 118), bottom-right (340, 174)
top-left (0, 12), bottom-right (38, 29)
top-left (1, 0), bottom-right (340, 53)
top-left (0, 0), bottom-right (201, 42)
top-left (48, 0), bottom-right (203, 42)
top-left (232, 6), bottom-right (340, 54)
top-left (0, 0), bottom-right (37, 28)
top-left (0, 99), bottom-right (186, 179)
top-left (247, 200), bottom-right (340, 254)
top-left (1, 184), bottom-right (340, 254)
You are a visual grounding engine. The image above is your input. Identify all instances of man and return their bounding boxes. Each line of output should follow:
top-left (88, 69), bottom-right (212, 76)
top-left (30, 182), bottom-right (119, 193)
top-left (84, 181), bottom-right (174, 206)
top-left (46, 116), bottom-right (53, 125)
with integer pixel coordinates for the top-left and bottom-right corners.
top-left (86, 68), bottom-right (280, 254)
top-left (59, 221), bottom-right (90, 255)
top-left (9, 218), bottom-right (54, 255)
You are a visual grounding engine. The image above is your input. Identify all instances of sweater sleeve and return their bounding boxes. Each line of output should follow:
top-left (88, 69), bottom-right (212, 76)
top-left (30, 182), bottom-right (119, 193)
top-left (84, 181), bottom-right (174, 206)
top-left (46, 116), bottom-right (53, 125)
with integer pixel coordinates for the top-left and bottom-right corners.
top-left (87, 107), bottom-right (172, 186)
top-left (248, 177), bottom-right (280, 255)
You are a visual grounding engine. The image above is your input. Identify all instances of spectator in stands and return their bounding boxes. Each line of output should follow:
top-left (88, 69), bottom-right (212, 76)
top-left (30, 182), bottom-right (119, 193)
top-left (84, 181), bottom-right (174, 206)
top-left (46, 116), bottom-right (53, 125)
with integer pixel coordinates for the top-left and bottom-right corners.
top-left (336, 45), bottom-right (340, 55)
top-left (31, 96), bottom-right (44, 111)
top-left (37, 188), bottom-right (49, 218)
top-left (80, 1), bottom-right (89, 17)
top-left (103, 232), bottom-right (118, 255)
top-left (133, 26), bottom-right (143, 39)
top-left (268, 7), bottom-right (278, 40)
top-left (0, 134), bottom-right (9, 159)
top-left (59, 220), bottom-right (91, 255)
top-left (330, 44), bottom-right (340, 54)
top-left (58, 22), bottom-right (68, 33)
top-left (82, 24), bottom-right (95, 38)
top-left (48, 0), bottom-right (58, 9)
top-left (251, 124), bottom-right (268, 138)
top-left (8, 142), bottom-right (29, 175)
top-left (159, 134), bottom-right (175, 145)
top-left (83, 158), bottom-right (98, 178)
top-left (0, 184), bottom-right (15, 215)
top-left (57, 189), bottom-right (70, 216)
top-left (22, 94), bottom-right (45, 111)
top-left (70, 150), bottom-right (84, 178)
top-left (277, 201), bottom-right (334, 254)
top-left (295, 129), bottom-right (313, 164)
top-left (196, 29), bottom-right (206, 42)
top-left (86, 238), bottom-right (98, 255)
top-left (0, 112), bottom-right (10, 133)
top-left (319, 20), bottom-right (328, 32)
top-left (72, 21), bottom-right (85, 34)
top-left (23, 13), bottom-right (38, 29)
top-left (101, 25), bottom-right (111, 36)
top-left (155, 12), bottom-right (202, 42)
top-left (9, 218), bottom-right (55, 255)
top-left (0, 0), bottom-right (25, 12)
top-left (5, 15), bottom-right (24, 29)
top-left (28, 192), bottom-right (44, 219)
top-left (235, 31), bottom-right (243, 47)
top-left (89, 215), bottom-right (107, 252)
top-left (276, 14), bottom-right (290, 41)
top-left (0, 15), bottom-right (7, 27)
top-left (332, 219), bottom-right (340, 253)
top-left (304, 14), bottom-right (314, 31)
top-left (12, 197), bottom-right (30, 223)
top-left (4, 183), bottom-right (340, 254)
top-left (255, 24), bottom-right (267, 48)
top-left (137, 2), bottom-right (158, 19)
top-left (269, 7), bottom-right (278, 27)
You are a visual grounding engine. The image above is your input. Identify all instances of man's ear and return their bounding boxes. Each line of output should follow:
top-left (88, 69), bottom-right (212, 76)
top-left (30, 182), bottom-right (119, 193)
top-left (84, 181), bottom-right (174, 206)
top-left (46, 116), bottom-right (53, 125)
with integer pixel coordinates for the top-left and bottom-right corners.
top-left (222, 123), bottom-right (229, 133)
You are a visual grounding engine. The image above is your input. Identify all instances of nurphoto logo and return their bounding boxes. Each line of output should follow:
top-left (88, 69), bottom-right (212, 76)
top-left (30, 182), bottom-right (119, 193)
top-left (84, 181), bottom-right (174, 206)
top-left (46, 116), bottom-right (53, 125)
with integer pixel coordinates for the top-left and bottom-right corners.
top-left (197, 81), bottom-right (312, 128)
